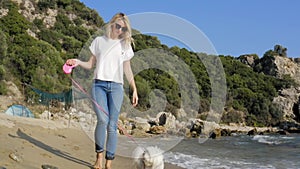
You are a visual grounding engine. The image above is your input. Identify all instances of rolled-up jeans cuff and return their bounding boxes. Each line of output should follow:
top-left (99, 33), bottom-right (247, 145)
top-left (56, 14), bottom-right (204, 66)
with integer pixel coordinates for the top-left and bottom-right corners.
top-left (105, 151), bottom-right (115, 160)
top-left (95, 143), bottom-right (104, 153)
top-left (96, 149), bottom-right (104, 153)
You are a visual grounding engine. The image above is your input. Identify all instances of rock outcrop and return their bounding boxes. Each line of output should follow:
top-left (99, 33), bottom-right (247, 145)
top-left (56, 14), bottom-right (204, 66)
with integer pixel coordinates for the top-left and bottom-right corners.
top-left (236, 45), bottom-right (300, 125)
top-left (237, 54), bottom-right (259, 68)
top-left (267, 55), bottom-right (300, 122)
top-left (274, 56), bottom-right (300, 84)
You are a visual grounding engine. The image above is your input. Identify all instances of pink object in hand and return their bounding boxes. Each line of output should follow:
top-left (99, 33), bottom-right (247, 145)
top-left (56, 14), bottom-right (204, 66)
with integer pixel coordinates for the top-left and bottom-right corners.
top-left (63, 63), bottom-right (75, 74)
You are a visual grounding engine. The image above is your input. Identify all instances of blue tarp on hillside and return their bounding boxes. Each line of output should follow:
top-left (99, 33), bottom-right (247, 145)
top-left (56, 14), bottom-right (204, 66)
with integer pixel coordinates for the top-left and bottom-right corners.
top-left (5, 104), bottom-right (34, 118)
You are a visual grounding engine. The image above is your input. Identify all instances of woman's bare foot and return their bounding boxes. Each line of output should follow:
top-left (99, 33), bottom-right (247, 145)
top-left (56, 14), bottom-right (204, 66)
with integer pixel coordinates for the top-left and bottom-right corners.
top-left (93, 153), bottom-right (103, 169)
top-left (105, 160), bottom-right (112, 169)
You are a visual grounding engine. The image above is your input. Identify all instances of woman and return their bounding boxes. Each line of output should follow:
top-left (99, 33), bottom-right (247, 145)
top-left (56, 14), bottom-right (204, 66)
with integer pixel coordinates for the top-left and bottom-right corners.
top-left (66, 12), bottom-right (138, 169)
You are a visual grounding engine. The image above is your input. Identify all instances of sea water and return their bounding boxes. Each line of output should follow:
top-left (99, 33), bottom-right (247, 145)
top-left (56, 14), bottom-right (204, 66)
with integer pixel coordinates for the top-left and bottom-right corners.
top-left (164, 134), bottom-right (300, 169)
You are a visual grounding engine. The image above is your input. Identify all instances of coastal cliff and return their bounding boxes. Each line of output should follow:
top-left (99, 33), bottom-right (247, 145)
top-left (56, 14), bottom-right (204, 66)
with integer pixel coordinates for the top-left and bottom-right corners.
top-left (238, 46), bottom-right (300, 128)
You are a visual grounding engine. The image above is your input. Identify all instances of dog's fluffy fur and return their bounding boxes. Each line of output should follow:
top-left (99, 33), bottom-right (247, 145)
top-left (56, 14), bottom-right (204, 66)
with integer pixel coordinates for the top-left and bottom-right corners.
top-left (132, 146), bottom-right (164, 169)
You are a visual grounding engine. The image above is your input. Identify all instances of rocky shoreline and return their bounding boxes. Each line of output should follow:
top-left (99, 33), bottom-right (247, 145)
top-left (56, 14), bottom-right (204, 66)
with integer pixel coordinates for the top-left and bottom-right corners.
top-left (1, 79), bottom-right (299, 139)
top-left (39, 108), bottom-right (300, 141)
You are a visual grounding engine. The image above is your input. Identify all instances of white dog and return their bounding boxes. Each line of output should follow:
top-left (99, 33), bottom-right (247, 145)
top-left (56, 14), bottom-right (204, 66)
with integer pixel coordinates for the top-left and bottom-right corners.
top-left (132, 146), bottom-right (164, 169)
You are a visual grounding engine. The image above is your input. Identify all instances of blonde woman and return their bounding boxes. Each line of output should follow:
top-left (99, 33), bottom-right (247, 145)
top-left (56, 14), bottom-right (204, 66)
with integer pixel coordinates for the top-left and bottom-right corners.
top-left (66, 12), bottom-right (138, 169)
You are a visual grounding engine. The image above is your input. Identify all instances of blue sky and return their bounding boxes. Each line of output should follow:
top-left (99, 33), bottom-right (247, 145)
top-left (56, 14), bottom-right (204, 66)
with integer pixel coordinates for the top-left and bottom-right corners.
top-left (80, 0), bottom-right (300, 58)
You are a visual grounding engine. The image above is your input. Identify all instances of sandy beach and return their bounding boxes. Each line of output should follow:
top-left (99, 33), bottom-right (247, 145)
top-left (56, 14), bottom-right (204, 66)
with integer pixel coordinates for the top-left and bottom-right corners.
top-left (0, 113), bottom-right (183, 169)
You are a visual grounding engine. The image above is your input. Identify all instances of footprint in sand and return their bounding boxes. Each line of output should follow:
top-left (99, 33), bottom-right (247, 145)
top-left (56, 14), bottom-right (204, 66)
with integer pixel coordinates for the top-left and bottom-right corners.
top-left (73, 145), bottom-right (80, 151)
top-left (41, 164), bottom-right (58, 169)
top-left (40, 153), bottom-right (52, 158)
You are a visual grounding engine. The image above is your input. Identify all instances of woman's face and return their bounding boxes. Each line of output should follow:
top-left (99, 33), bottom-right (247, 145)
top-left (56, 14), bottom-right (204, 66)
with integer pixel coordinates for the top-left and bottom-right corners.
top-left (112, 20), bottom-right (127, 38)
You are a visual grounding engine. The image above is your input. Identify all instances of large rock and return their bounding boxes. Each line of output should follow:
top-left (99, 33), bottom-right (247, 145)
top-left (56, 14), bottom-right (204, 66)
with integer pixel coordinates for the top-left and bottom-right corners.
top-left (134, 117), bottom-right (151, 132)
top-left (156, 112), bottom-right (177, 130)
top-left (238, 54), bottom-right (259, 67)
top-left (149, 126), bottom-right (166, 134)
top-left (273, 88), bottom-right (299, 120)
top-left (274, 56), bottom-right (300, 84)
top-left (255, 54), bottom-right (300, 122)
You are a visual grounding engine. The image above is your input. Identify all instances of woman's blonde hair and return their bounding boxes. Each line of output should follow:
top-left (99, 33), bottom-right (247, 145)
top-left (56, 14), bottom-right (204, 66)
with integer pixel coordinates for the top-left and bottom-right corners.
top-left (105, 12), bottom-right (134, 49)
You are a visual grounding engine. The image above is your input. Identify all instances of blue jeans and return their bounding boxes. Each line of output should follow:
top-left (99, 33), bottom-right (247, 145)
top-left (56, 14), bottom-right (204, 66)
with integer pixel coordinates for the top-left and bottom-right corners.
top-left (92, 80), bottom-right (124, 160)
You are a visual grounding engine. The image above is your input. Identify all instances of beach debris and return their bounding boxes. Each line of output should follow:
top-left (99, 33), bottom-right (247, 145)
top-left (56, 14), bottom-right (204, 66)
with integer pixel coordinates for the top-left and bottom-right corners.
top-left (41, 164), bottom-right (58, 169)
top-left (9, 152), bottom-right (21, 162)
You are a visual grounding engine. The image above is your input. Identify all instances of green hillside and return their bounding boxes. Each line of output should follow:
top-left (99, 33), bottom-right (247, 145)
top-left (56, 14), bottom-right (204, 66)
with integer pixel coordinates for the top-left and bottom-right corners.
top-left (0, 0), bottom-right (296, 127)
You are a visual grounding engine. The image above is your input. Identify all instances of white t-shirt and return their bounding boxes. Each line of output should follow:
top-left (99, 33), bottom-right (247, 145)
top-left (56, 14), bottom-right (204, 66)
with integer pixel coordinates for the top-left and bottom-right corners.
top-left (89, 36), bottom-right (134, 84)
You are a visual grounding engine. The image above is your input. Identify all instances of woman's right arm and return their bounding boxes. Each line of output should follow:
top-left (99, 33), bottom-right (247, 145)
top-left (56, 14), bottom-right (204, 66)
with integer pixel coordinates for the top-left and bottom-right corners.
top-left (66, 55), bottom-right (96, 70)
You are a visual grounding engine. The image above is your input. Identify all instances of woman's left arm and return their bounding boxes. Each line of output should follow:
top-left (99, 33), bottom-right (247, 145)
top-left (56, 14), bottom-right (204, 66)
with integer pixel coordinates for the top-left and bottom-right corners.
top-left (124, 60), bottom-right (138, 107)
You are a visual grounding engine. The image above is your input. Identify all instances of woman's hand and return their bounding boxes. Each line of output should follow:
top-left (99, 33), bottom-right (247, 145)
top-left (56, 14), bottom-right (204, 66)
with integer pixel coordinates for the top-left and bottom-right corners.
top-left (66, 59), bottom-right (79, 67)
top-left (132, 90), bottom-right (138, 107)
